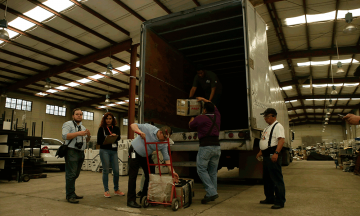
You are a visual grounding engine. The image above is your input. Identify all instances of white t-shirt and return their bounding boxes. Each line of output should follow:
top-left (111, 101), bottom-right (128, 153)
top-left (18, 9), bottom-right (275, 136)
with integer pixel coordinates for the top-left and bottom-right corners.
top-left (259, 120), bottom-right (285, 150)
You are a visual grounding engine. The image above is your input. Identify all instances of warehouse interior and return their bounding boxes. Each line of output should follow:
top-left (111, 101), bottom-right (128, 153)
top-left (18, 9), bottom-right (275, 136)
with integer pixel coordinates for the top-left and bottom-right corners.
top-left (0, 0), bottom-right (360, 215)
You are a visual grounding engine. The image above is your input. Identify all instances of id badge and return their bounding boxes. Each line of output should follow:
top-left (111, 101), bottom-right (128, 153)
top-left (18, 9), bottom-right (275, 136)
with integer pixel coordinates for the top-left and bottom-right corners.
top-left (131, 152), bottom-right (136, 159)
top-left (112, 144), bottom-right (117, 148)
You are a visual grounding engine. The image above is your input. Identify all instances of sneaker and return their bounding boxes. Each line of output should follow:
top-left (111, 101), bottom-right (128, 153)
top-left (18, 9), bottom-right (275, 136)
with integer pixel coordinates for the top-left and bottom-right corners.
top-left (104, 191), bottom-right (111, 198)
top-left (114, 190), bottom-right (125, 196)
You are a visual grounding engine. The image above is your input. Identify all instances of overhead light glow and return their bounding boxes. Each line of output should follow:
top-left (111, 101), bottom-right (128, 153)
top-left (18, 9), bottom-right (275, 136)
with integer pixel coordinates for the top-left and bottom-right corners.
top-left (77, 78), bottom-right (91, 84)
top-left (306, 99), bottom-right (326, 101)
top-left (344, 83), bottom-right (359, 86)
top-left (284, 9), bottom-right (360, 26)
top-left (282, 86), bottom-right (292, 90)
top-left (271, 64), bottom-right (284, 71)
top-left (289, 100), bottom-right (298, 103)
top-left (98, 106), bottom-right (106, 108)
top-left (297, 59), bottom-right (358, 67)
top-left (65, 82), bottom-right (80, 87)
top-left (89, 74), bottom-right (105, 80)
top-left (136, 61), bottom-right (140, 67)
top-left (337, 98), bottom-right (350, 100)
top-left (43, 0), bottom-right (75, 13)
top-left (116, 101), bottom-right (126, 104)
top-left (8, 17), bottom-right (35, 31)
top-left (117, 65), bottom-right (131, 71)
top-left (36, 92), bottom-right (48, 96)
top-left (55, 86), bottom-right (68, 90)
top-left (108, 104), bottom-right (116, 106)
top-left (24, 6), bottom-right (53, 22)
top-left (46, 89), bottom-right (58, 93)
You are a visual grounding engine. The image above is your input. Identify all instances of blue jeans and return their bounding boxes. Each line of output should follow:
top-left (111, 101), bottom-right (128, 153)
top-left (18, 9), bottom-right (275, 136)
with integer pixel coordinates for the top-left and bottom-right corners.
top-left (99, 149), bottom-right (119, 192)
top-left (197, 146), bottom-right (221, 197)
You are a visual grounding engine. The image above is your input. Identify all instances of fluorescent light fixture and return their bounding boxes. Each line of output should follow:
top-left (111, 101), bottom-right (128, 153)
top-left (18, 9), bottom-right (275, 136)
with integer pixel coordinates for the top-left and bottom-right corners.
top-left (55, 86), bottom-right (69, 90)
top-left (290, 100), bottom-right (297, 103)
top-left (306, 99), bottom-right (325, 101)
top-left (117, 65), bottom-right (131, 71)
top-left (46, 89), bottom-right (58, 93)
top-left (65, 82), bottom-right (80, 87)
top-left (271, 64), bottom-right (284, 70)
top-left (115, 101), bottom-right (126, 104)
top-left (337, 98), bottom-right (350, 100)
top-left (108, 104), bottom-right (116, 106)
top-left (89, 74), bottom-right (105, 79)
top-left (43, 0), bottom-right (75, 12)
top-left (344, 83), bottom-right (359, 86)
top-left (36, 92), bottom-right (48, 96)
top-left (285, 101), bottom-right (289, 103)
top-left (98, 106), bottom-right (106, 108)
top-left (8, 17), bottom-right (35, 31)
top-left (282, 86), bottom-right (292, 90)
top-left (313, 84), bottom-right (328, 88)
top-left (77, 78), bottom-right (91, 84)
top-left (24, 6), bottom-right (53, 22)
top-left (285, 9), bottom-right (360, 26)
top-left (297, 59), bottom-right (358, 67)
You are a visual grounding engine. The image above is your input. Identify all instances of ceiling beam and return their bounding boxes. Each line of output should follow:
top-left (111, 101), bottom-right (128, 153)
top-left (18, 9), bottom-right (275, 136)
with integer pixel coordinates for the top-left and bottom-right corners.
top-left (0, 48), bottom-right (52, 68)
top-left (291, 121), bottom-right (343, 126)
top-left (288, 105), bottom-right (359, 111)
top-left (153, 0), bottom-right (172, 14)
top-left (279, 77), bottom-right (359, 87)
top-left (289, 113), bottom-right (343, 118)
top-left (113, 0), bottom-right (146, 22)
top-left (269, 46), bottom-right (360, 63)
top-left (285, 94), bottom-right (360, 101)
top-left (69, 0), bottom-right (130, 36)
top-left (28, 0), bottom-right (116, 44)
top-left (6, 39), bottom-right (132, 93)
top-left (266, 2), bottom-right (308, 120)
top-left (0, 4), bottom-right (98, 51)
top-left (76, 90), bottom-right (135, 108)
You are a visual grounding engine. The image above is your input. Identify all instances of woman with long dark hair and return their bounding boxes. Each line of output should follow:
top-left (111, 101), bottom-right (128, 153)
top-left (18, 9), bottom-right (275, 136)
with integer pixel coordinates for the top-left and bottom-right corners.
top-left (97, 112), bottom-right (124, 198)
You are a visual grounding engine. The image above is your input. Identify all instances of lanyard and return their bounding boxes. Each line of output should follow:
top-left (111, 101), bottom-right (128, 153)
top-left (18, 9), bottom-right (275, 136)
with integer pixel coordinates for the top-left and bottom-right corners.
top-left (106, 126), bottom-right (113, 135)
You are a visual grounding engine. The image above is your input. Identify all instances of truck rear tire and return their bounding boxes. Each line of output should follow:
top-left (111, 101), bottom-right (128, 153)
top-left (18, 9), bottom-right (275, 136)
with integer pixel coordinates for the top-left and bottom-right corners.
top-left (282, 149), bottom-right (290, 166)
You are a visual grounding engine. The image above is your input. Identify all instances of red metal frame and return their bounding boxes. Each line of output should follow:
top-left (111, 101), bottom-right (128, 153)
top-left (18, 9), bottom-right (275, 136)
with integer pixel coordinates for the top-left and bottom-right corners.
top-left (135, 131), bottom-right (182, 208)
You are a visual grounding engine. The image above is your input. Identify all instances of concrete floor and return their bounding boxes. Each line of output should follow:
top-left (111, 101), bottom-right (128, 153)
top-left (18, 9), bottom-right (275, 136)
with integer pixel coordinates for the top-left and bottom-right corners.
top-left (1, 161), bottom-right (360, 216)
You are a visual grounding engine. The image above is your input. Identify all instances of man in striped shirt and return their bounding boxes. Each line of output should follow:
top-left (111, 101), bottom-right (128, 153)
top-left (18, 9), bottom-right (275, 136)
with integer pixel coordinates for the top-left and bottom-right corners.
top-left (62, 108), bottom-right (91, 204)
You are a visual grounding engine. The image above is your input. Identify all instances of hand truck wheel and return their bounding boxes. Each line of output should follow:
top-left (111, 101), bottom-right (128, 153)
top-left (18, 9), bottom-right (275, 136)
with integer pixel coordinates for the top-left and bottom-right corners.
top-left (22, 174), bottom-right (30, 182)
top-left (141, 196), bottom-right (149, 208)
top-left (171, 198), bottom-right (180, 211)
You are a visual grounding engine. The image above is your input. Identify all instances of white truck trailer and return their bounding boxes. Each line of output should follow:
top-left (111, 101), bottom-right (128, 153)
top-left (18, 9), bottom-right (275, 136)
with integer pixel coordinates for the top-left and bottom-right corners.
top-left (138, 0), bottom-right (292, 179)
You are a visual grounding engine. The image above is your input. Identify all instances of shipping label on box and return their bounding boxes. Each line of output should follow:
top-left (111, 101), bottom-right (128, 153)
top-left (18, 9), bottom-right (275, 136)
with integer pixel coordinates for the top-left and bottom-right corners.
top-left (177, 99), bottom-right (203, 116)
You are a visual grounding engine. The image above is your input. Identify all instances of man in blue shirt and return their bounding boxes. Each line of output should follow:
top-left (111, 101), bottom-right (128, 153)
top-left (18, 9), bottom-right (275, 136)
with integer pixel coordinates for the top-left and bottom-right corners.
top-left (62, 108), bottom-right (91, 204)
top-left (127, 123), bottom-right (179, 208)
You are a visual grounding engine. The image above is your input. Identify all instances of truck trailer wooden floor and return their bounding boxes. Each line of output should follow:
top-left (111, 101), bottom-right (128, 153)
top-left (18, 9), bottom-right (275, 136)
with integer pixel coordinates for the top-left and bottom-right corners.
top-left (1, 161), bottom-right (359, 216)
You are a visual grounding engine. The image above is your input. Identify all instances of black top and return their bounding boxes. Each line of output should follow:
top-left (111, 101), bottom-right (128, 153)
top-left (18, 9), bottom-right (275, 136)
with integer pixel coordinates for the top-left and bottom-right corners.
top-left (97, 126), bottom-right (121, 151)
top-left (192, 70), bottom-right (222, 98)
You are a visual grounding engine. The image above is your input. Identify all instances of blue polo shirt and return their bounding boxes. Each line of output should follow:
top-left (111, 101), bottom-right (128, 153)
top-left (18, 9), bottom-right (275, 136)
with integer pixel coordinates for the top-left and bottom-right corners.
top-left (131, 123), bottom-right (170, 161)
top-left (62, 120), bottom-right (88, 151)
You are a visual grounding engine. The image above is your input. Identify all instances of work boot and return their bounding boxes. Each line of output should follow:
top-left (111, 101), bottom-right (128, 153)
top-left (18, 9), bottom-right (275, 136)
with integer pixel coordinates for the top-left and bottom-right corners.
top-left (127, 201), bottom-right (141, 208)
top-left (75, 195), bottom-right (83, 199)
top-left (201, 195), bottom-right (218, 204)
top-left (260, 199), bottom-right (274, 204)
top-left (271, 204), bottom-right (284, 209)
top-left (204, 194), bottom-right (219, 201)
top-left (67, 197), bottom-right (79, 204)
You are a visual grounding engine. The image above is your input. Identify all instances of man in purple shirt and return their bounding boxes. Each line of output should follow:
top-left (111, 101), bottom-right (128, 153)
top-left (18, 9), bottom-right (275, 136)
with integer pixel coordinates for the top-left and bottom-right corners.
top-left (189, 97), bottom-right (221, 204)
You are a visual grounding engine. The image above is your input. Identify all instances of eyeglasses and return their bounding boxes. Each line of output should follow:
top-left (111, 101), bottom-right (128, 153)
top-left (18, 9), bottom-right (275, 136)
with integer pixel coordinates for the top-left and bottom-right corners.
top-left (264, 115), bottom-right (272, 119)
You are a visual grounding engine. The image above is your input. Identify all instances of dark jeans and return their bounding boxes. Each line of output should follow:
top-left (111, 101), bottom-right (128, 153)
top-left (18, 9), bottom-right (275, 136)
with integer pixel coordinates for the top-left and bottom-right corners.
top-left (65, 148), bottom-right (84, 199)
top-left (127, 148), bottom-right (153, 202)
top-left (99, 149), bottom-right (119, 192)
top-left (263, 155), bottom-right (286, 206)
top-left (197, 146), bottom-right (221, 197)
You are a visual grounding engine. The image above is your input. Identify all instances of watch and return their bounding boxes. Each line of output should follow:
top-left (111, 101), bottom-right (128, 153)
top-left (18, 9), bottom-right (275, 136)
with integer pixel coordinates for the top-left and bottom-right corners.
top-left (274, 151), bottom-right (279, 154)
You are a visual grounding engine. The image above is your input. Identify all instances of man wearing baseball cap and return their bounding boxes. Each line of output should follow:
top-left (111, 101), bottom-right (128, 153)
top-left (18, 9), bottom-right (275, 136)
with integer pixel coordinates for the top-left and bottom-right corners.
top-left (256, 108), bottom-right (286, 209)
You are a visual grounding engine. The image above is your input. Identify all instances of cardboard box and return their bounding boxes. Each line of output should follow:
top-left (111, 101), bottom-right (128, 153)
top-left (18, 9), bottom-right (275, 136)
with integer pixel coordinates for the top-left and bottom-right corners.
top-left (84, 149), bottom-right (90, 160)
top-left (155, 165), bottom-right (169, 174)
top-left (176, 99), bottom-right (203, 116)
top-left (118, 149), bottom-right (128, 162)
top-left (119, 162), bottom-right (128, 176)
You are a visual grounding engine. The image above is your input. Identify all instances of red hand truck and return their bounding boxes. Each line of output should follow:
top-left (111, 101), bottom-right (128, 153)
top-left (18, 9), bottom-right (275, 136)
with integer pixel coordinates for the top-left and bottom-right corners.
top-left (135, 131), bottom-right (182, 211)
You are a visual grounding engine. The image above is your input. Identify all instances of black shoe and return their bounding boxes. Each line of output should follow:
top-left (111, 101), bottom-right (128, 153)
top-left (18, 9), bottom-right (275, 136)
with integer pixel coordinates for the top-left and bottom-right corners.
top-left (67, 198), bottom-right (79, 204)
top-left (201, 195), bottom-right (218, 204)
top-left (260, 199), bottom-right (274, 204)
top-left (271, 204), bottom-right (284, 209)
top-left (75, 195), bottom-right (83, 199)
top-left (127, 201), bottom-right (141, 208)
top-left (204, 194), bottom-right (219, 201)
top-left (136, 191), bottom-right (143, 198)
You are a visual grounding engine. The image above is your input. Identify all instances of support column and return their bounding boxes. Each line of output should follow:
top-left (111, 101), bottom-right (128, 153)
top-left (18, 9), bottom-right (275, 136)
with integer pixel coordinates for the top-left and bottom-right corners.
top-left (127, 44), bottom-right (139, 139)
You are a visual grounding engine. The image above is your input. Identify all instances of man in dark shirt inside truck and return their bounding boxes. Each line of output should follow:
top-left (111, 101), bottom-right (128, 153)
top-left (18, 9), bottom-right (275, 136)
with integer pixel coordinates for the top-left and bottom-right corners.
top-left (189, 65), bottom-right (222, 107)
top-left (189, 97), bottom-right (221, 204)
